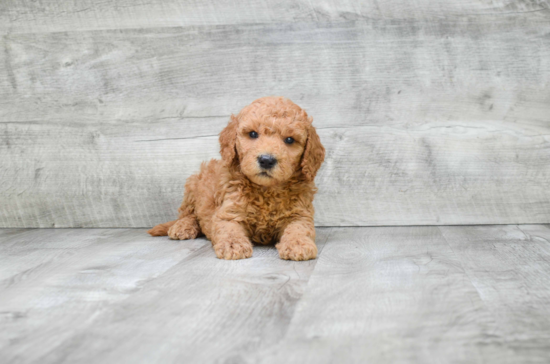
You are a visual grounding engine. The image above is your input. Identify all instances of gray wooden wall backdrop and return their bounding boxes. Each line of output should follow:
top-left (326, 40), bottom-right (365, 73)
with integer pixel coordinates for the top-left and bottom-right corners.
top-left (1, 1), bottom-right (549, 228)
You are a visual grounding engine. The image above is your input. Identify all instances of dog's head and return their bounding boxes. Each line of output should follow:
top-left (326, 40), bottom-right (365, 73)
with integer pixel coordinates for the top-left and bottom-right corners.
top-left (219, 96), bottom-right (325, 186)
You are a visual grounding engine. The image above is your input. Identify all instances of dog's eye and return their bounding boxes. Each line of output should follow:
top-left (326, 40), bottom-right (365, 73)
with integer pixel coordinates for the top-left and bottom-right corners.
top-left (284, 137), bottom-right (295, 145)
top-left (249, 131), bottom-right (259, 139)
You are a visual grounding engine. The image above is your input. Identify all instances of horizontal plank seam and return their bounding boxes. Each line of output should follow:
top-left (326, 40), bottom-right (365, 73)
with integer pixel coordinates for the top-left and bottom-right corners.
top-left (2, 123), bottom-right (549, 140)
top-left (3, 14), bottom-right (550, 37)
top-left (460, 7), bottom-right (549, 16)
top-left (1, 20), bottom-right (371, 37)
top-left (134, 134), bottom-right (219, 142)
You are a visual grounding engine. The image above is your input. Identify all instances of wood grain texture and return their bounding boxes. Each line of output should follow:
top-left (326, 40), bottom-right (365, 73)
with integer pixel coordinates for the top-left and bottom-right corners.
top-left (0, 227), bottom-right (332, 363)
top-left (1, 19), bottom-right (549, 227)
top-left (440, 224), bottom-right (550, 362)
top-left (250, 226), bottom-right (516, 363)
top-left (3, 226), bottom-right (550, 363)
top-left (1, 1), bottom-right (549, 34)
top-left (0, 229), bottom-right (208, 362)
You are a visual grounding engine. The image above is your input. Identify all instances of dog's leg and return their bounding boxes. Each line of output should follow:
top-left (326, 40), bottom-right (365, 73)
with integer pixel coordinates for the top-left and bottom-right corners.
top-left (211, 219), bottom-right (253, 260)
top-left (167, 215), bottom-right (201, 240)
top-left (276, 219), bottom-right (317, 261)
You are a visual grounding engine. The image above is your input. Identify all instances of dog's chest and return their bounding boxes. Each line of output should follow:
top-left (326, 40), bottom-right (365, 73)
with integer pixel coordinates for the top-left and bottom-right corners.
top-left (243, 190), bottom-right (297, 245)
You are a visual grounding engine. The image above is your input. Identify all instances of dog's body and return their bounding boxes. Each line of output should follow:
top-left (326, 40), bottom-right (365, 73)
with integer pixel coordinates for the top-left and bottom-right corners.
top-left (148, 97), bottom-right (325, 260)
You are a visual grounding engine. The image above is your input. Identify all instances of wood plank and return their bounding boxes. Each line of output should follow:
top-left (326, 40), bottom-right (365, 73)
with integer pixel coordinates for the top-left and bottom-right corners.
top-left (1, 21), bottom-right (549, 227)
top-left (439, 225), bottom-right (550, 362)
top-left (1, 226), bottom-right (550, 362)
top-left (0, 228), bottom-right (332, 363)
top-left (2, 21), bottom-right (550, 126)
top-left (251, 226), bottom-right (516, 363)
top-left (0, 229), bottom-right (100, 282)
top-left (1, 122), bottom-right (549, 228)
top-left (0, 228), bottom-right (211, 362)
top-left (2, 1), bottom-right (549, 34)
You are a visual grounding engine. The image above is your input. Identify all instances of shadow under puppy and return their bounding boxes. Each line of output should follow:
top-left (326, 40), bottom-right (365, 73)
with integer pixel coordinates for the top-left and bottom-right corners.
top-left (148, 96), bottom-right (325, 261)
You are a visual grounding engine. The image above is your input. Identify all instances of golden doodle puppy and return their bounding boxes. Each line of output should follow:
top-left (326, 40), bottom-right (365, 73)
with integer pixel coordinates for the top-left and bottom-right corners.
top-left (148, 96), bottom-right (325, 261)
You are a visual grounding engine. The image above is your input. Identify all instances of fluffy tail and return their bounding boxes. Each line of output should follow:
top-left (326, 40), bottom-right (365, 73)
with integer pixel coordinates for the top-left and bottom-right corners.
top-left (147, 220), bottom-right (177, 236)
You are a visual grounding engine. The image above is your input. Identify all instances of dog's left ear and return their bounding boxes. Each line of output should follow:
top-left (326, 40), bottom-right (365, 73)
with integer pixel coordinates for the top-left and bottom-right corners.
top-left (219, 115), bottom-right (239, 166)
top-left (301, 119), bottom-right (325, 181)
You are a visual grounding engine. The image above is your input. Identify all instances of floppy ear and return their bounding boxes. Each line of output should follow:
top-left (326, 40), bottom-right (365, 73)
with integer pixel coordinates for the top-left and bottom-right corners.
top-left (219, 115), bottom-right (239, 166)
top-left (301, 121), bottom-right (325, 181)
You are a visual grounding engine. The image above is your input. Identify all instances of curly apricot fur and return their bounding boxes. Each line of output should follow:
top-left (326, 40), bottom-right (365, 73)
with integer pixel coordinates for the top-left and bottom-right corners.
top-left (148, 96), bottom-right (325, 261)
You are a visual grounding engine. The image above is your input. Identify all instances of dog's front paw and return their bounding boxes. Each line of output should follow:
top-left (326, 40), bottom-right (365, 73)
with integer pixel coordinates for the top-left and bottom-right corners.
top-left (276, 236), bottom-right (317, 261)
top-left (168, 217), bottom-right (200, 240)
top-left (213, 237), bottom-right (253, 260)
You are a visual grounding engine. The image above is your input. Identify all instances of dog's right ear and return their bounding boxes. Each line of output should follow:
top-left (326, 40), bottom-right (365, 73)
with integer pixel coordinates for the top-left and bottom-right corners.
top-left (300, 120), bottom-right (325, 182)
top-left (219, 114), bottom-right (239, 166)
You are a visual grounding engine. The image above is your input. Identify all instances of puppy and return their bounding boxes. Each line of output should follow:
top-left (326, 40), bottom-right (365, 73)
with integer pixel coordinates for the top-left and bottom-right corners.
top-left (148, 96), bottom-right (325, 260)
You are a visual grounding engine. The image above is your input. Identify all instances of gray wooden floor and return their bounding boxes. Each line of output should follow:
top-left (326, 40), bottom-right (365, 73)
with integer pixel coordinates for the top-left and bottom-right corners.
top-left (1, 225), bottom-right (550, 363)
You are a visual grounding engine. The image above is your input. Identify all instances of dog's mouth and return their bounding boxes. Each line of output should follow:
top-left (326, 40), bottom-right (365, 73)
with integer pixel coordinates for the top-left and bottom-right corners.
top-left (258, 172), bottom-right (272, 178)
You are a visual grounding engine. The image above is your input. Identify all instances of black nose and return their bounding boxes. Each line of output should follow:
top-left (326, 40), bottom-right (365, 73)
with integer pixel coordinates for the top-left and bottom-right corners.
top-left (258, 154), bottom-right (277, 170)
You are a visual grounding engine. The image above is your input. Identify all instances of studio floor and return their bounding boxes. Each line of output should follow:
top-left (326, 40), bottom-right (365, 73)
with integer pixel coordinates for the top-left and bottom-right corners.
top-left (1, 225), bottom-right (549, 363)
